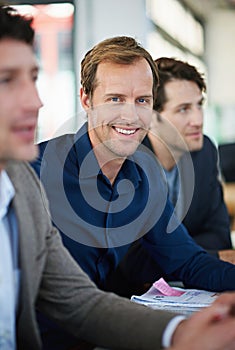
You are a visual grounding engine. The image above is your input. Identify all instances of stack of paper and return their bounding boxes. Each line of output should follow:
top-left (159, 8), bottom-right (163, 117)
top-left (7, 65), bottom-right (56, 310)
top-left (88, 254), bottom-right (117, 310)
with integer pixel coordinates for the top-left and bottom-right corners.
top-left (131, 278), bottom-right (220, 316)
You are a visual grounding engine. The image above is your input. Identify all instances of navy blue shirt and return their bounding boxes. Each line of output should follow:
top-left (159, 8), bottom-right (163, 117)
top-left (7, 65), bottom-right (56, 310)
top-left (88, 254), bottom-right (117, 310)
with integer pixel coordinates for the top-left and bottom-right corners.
top-left (31, 123), bottom-right (235, 349)
top-left (33, 123), bottom-right (202, 283)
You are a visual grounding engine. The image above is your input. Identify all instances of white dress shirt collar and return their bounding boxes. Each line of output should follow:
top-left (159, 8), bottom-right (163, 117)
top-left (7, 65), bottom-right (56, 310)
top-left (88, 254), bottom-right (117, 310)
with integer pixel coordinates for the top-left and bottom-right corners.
top-left (0, 170), bottom-right (15, 220)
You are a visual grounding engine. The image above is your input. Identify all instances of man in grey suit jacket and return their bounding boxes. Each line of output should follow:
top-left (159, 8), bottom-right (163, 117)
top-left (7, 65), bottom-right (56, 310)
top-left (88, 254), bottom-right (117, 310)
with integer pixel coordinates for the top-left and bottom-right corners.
top-left (1, 5), bottom-right (235, 350)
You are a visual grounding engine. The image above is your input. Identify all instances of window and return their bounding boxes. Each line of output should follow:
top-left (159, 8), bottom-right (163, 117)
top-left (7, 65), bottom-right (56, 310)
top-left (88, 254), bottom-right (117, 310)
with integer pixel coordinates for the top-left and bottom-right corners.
top-left (14, 3), bottom-right (76, 142)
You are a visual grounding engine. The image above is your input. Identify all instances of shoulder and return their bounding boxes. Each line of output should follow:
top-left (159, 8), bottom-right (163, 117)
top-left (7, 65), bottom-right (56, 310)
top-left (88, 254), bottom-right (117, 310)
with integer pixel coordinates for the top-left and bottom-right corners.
top-left (31, 133), bottom-right (77, 175)
top-left (203, 135), bottom-right (217, 151)
top-left (188, 136), bottom-right (219, 179)
top-left (6, 161), bottom-right (50, 215)
top-left (38, 133), bottom-right (76, 156)
top-left (6, 161), bottom-right (41, 191)
top-left (191, 135), bottom-right (217, 161)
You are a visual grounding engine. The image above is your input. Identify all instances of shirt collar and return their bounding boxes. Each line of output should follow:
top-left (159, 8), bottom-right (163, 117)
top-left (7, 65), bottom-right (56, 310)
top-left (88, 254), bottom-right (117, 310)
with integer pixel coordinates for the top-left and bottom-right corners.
top-left (74, 123), bottom-right (101, 179)
top-left (0, 170), bottom-right (15, 220)
top-left (74, 123), bottom-right (141, 187)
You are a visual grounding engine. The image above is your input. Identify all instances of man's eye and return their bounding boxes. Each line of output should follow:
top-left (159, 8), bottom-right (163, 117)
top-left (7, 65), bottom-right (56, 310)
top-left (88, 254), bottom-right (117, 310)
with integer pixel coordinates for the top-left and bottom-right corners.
top-left (137, 98), bottom-right (152, 105)
top-left (198, 101), bottom-right (204, 109)
top-left (178, 107), bottom-right (188, 113)
top-left (0, 77), bottom-right (12, 84)
top-left (32, 74), bottom-right (38, 82)
top-left (111, 97), bottom-right (120, 102)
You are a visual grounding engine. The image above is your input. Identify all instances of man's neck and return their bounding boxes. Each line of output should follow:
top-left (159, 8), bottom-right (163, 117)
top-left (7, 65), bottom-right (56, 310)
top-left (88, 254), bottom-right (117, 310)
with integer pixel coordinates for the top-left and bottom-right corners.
top-left (88, 127), bottom-right (126, 185)
top-left (91, 144), bottom-right (125, 185)
top-left (148, 133), bottom-right (183, 171)
top-left (100, 159), bottom-right (124, 185)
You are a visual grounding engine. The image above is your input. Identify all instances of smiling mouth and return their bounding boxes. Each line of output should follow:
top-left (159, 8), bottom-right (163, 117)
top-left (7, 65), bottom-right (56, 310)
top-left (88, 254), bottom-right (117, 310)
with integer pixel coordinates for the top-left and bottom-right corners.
top-left (13, 124), bottom-right (36, 140)
top-left (14, 125), bottom-right (35, 132)
top-left (113, 126), bottom-right (139, 135)
top-left (188, 132), bottom-right (202, 137)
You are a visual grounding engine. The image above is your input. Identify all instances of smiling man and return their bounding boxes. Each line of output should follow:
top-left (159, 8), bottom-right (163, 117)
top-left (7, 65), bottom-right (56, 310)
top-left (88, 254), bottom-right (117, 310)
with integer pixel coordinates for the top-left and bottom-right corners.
top-left (32, 36), bottom-right (235, 349)
top-left (81, 58), bottom-right (154, 184)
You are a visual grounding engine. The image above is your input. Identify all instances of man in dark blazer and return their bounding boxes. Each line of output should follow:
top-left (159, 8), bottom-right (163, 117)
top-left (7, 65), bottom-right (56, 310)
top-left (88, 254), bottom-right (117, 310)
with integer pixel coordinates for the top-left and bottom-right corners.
top-left (143, 57), bottom-right (235, 262)
top-left (5, 5), bottom-right (235, 350)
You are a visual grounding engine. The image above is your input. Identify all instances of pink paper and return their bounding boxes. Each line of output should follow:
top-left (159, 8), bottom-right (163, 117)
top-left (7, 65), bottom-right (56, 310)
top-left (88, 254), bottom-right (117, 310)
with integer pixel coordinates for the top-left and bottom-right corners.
top-left (153, 278), bottom-right (185, 296)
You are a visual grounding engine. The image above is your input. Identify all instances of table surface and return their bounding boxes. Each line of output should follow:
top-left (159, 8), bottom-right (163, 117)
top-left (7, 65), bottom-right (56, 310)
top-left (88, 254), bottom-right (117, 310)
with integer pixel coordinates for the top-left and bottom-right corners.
top-left (223, 183), bottom-right (235, 214)
top-left (222, 182), bottom-right (235, 232)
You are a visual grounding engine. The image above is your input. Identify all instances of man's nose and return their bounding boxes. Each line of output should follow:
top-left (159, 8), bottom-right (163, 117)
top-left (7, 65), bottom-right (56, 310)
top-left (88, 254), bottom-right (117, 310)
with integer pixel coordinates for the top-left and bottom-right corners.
top-left (20, 80), bottom-right (43, 112)
top-left (119, 103), bottom-right (140, 123)
top-left (190, 107), bottom-right (203, 126)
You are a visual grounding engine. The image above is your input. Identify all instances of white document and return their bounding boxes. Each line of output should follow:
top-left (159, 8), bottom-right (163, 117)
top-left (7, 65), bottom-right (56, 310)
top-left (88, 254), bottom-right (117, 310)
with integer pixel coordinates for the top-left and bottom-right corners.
top-left (131, 282), bottom-right (220, 315)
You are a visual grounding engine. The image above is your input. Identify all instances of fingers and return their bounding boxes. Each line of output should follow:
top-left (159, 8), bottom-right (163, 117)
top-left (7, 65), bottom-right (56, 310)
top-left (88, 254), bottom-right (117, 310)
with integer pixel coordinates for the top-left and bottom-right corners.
top-left (218, 250), bottom-right (235, 264)
top-left (171, 292), bottom-right (235, 350)
top-left (188, 303), bottom-right (231, 324)
top-left (171, 302), bottom-right (235, 350)
top-left (213, 292), bottom-right (235, 316)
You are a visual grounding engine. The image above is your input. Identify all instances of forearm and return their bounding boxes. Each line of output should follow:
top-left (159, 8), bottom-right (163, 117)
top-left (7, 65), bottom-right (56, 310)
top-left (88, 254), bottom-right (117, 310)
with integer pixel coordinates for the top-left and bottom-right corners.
top-left (173, 250), bottom-right (235, 292)
top-left (38, 230), bottom-right (176, 350)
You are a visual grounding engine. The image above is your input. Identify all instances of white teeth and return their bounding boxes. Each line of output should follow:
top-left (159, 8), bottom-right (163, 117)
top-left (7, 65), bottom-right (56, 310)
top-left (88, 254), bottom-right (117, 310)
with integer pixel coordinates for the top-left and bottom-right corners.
top-left (115, 127), bottom-right (136, 135)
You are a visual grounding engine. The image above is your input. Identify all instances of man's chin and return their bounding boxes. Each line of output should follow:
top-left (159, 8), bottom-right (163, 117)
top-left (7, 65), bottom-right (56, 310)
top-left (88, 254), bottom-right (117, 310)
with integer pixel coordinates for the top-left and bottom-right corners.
top-left (0, 144), bottom-right (38, 164)
top-left (115, 147), bottom-right (139, 158)
top-left (189, 141), bottom-right (203, 152)
top-left (15, 144), bottom-right (39, 162)
top-left (108, 140), bottom-right (141, 158)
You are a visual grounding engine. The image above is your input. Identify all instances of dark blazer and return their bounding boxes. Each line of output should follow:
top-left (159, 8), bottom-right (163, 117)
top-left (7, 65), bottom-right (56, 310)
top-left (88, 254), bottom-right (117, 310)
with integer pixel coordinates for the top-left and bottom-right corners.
top-left (6, 161), bottom-right (175, 350)
top-left (142, 134), bottom-right (232, 256)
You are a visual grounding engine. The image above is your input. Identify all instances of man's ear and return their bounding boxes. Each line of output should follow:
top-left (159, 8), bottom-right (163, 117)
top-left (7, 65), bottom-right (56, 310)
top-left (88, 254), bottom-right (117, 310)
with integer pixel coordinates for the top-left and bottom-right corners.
top-left (80, 88), bottom-right (90, 111)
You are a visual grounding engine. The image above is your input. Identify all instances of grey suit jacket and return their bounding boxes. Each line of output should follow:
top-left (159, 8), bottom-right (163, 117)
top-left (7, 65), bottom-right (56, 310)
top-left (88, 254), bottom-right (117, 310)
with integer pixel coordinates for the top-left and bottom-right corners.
top-left (6, 161), bottom-right (176, 350)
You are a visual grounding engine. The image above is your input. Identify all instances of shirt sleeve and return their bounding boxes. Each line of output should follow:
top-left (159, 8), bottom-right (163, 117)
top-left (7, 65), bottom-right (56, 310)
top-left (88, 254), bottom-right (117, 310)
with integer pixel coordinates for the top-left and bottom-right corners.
top-left (162, 315), bottom-right (186, 348)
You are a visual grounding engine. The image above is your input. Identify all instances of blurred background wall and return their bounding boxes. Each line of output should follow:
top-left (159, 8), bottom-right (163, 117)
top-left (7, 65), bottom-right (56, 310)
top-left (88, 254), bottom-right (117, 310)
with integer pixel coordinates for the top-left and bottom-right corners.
top-left (9, 0), bottom-right (235, 146)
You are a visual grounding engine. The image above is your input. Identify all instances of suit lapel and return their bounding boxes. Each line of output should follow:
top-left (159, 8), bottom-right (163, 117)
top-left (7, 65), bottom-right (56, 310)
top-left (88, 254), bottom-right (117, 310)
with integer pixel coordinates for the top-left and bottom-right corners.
top-left (6, 162), bottom-right (37, 316)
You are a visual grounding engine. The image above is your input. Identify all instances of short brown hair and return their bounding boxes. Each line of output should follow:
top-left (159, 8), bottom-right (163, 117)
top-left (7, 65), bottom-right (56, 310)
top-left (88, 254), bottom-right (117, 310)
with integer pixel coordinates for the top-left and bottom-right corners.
top-left (154, 57), bottom-right (206, 112)
top-left (81, 36), bottom-right (159, 103)
top-left (0, 5), bottom-right (34, 45)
